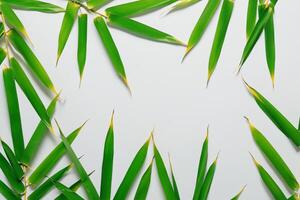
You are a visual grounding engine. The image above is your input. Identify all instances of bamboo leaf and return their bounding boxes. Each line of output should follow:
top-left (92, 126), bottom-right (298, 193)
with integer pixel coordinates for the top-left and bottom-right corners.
top-left (9, 57), bottom-right (52, 130)
top-left (77, 14), bottom-right (87, 82)
top-left (28, 164), bottom-right (72, 200)
top-left (198, 155), bottom-right (218, 200)
top-left (0, 180), bottom-right (21, 200)
top-left (100, 113), bottom-right (114, 200)
top-left (154, 143), bottom-right (176, 200)
top-left (231, 185), bottom-right (246, 200)
top-left (0, 21), bottom-right (5, 38)
top-left (56, 1), bottom-right (79, 65)
top-left (107, 14), bottom-right (185, 46)
top-left (134, 160), bottom-right (153, 200)
top-left (207, 0), bottom-right (234, 84)
top-left (1, 3), bottom-right (30, 39)
top-left (53, 182), bottom-right (84, 200)
top-left (7, 30), bottom-right (57, 94)
top-left (238, 3), bottom-right (274, 73)
top-left (113, 134), bottom-right (151, 200)
top-left (29, 124), bottom-right (84, 187)
top-left (1, 140), bottom-right (24, 180)
top-left (105, 0), bottom-right (177, 17)
top-left (3, 66), bottom-right (25, 160)
top-left (244, 81), bottom-right (300, 146)
top-left (246, 118), bottom-right (299, 191)
top-left (87, 0), bottom-right (112, 10)
top-left (94, 16), bottom-right (130, 90)
top-left (183, 0), bottom-right (221, 60)
top-left (0, 48), bottom-right (7, 65)
top-left (22, 94), bottom-right (60, 165)
top-left (168, 154), bottom-right (180, 200)
top-left (2, 0), bottom-right (65, 13)
top-left (56, 122), bottom-right (99, 200)
top-left (259, 6), bottom-right (276, 86)
top-left (246, 0), bottom-right (257, 39)
top-left (251, 155), bottom-right (287, 200)
top-left (0, 153), bottom-right (25, 194)
top-left (193, 131), bottom-right (208, 200)
top-left (166, 0), bottom-right (201, 14)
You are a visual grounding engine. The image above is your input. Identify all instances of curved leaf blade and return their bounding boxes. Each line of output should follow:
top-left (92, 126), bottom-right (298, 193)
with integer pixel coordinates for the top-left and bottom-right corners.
top-left (246, 0), bottom-right (258, 39)
top-left (231, 185), bottom-right (246, 200)
top-left (0, 180), bottom-right (21, 200)
top-left (87, 0), bottom-right (112, 10)
top-left (77, 14), bottom-right (88, 82)
top-left (53, 182), bottom-right (84, 200)
top-left (2, 0), bottom-right (64, 13)
top-left (166, 0), bottom-right (201, 15)
top-left (134, 160), bottom-right (153, 200)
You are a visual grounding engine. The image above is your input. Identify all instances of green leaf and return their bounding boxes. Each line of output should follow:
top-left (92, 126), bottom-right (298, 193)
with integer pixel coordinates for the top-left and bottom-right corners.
top-left (53, 182), bottom-right (84, 200)
top-left (154, 143), bottom-right (176, 200)
top-left (238, 3), bottom-right (274, 73)
top-left (251, 155), bottom-right (287, 200)
top-left (198, 156), bottom-right (218, 200)
top-left (7, 30), bottom-right (57, 94)
top-left (2, 0), bottom-right (65, 13)
top-left (1, 3), bottom-right (30, 39)
top-left (3, 66), bottom-right (25, 160)
top-left (87, 0), bottom-right (111, 10)
top-left (244, 81), bottom-right (300, 146)
top-left (94, 16), bottom-right (130, 90)
top-left (56, 1), bottom-right (79, 64)
top-left (28, 164), bottom-right (72, 200)
top-left (246, 0), bottom-right (257, 39)
top-left (166, 0), bottom-right (201, 14)
top-left (29, 124), bottom-right (84, 187)
top-left (22, 94), bottom-right (60, 165)
top-left (0, 21), bottom-right (5, 38)
top-left (168, 155), bottom-right (180, 200)
top-left (105, 0), bottom-right (177, 17)
top-left (246, 118), bottom-right (299, 191)
top-left (207, 0), bottom-right (234, 84)
top-left (0, 180), bottom-right (21, 200)
top-left (259, 6), bottom-right (276, 86)
top-left (9, 57), bottom-right (52, 131)
top-left (0, 153), bottom-right (25, 194)
top-left (77, 14), bottom-right (88, 82)
top-left (1, 140), bottom-right (24, 180)
top-left (113, 135), bottom-right (151, 200)
top-left (100, 114), bottom-right (114, 200)
top-left (0, 48), bottom-right (7, 65)
top-left (107, 14), bottom-right (185, 46)
top-left (134, 160), bottom-right (153, 200)
top-left (192, 131), bottom-right (208, 200)
top-left (56, 122), bottom-right (99, 200)
top-left (231, 185), bottom-right (246, 200)
top-left (183, 0), bottom-right (221, 60)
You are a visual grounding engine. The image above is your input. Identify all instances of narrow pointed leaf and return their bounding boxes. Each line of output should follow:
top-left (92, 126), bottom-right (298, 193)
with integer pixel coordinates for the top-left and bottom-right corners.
top-left (113, 136), bottom-right (151, 200)
top-left (87, 0), bottom-right (111, 10)
top-left (22, 94), bottom-right (59, 165)
top-left (238, 3), bottom-right (274, 72)
top-left (244, 81), bottom-right (300, 146)
top-left (0, 180), bottom-right (21, 200)
top-left (154, 144), bottom-right (176, 200)
top-left (251, 156), bottom-right (286, 200)
top-left (0, 153), bottom-right (25, 194)
top-left (3, 66), bottom-right (25, 160)
top-left (246, 119), bottom-right (299, 190)
top-left (94, 16), bottom-right (129, 89)
top-left (1, 140), bottom-right (24, 180)
top-left (193, 132), bottom-right (208, 200)
top-left (77, 14), bottom-right (87, 81)
top-left (246, 0), bottom-right (257, 38)
top-left (53, 182), bottom-right (84, 200)
top-left (231, 185), bottom-right (246, 200)
top-left (184, 0), bottom-right (221, 59)
top-left (0, 22), bottom-right (5, 38)
top-left (28, 165), bottom-right (72, 200)
top-left (108, 15), bottom-right (185, 46)
top-left (1, 3), bottom-right (29, 39)
top-left (169, 156), bottom-right (180, 200)
top-left (57, 123), bottom-right (99, 200)
top-left (198, 157), bottom-right (218, 200)
top-left (167, 0), bottom-right (201, 14)
top-left (100, 114), bottom-right (114, 200)
top-left (105, 0), bottom-right (177, 17)
top-left (7, 30), bottom-right (56, 93)
top-left (134, 161), bottom-right (153, 200)
top-left (29, 125), bottom-right (84, 186)
top-left (2, 0), bottom-right (65, 13)
top-left (207, 0), bottom-right (234, 83)
top-left (57, 1), bottom-right (79, 64)
top-left (10, 57), bottom-right (52, 129)
top-left (0, 48), bottom-right (7, 65)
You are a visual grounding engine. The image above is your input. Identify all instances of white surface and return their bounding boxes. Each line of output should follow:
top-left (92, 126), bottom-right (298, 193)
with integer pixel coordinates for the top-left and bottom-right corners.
top-left (1, 0), bottom-right (300, 199)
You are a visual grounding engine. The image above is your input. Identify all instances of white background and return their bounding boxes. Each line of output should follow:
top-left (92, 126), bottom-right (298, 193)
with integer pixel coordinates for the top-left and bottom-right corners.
top-left (1, 0), bottom-right (300, 199)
